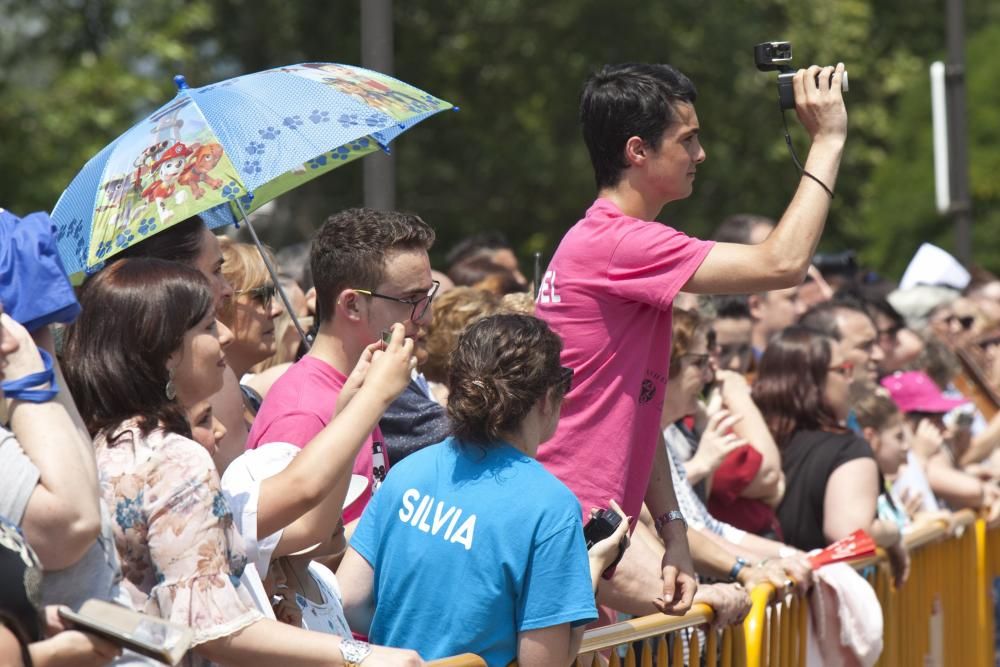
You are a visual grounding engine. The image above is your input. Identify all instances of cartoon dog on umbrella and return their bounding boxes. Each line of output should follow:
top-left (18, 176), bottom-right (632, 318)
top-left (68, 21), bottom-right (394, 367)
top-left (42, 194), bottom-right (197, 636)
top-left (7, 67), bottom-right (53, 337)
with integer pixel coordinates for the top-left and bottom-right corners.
top-left (141, 142), bottom-right (193, 220)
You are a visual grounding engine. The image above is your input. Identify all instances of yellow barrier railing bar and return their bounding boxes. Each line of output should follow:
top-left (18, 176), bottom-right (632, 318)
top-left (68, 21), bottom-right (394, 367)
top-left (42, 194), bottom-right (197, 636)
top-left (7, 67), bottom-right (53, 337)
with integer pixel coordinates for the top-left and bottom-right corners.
top-left (433, 509), bottom-right (997, 667)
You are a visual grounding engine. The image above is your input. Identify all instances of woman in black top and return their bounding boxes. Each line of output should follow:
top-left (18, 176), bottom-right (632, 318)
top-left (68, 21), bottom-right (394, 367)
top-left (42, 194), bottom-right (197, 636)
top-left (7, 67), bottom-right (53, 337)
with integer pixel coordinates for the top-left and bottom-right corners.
top-left (752, 327), bottom-right (909, 584)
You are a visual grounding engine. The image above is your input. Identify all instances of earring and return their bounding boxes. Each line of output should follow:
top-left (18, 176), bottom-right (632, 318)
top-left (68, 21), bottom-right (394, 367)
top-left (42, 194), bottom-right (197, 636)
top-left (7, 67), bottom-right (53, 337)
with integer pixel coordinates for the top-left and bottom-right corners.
top-left (165, 367), bottom-right (177, 401)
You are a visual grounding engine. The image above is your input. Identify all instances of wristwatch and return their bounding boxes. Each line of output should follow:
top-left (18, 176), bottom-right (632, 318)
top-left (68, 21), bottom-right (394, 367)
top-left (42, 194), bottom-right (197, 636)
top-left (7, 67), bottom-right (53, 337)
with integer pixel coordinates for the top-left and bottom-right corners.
top-left (340, 638), bottom-right (373, 666)
top-left (729, 556), bottom-right (749, 582)
top-left (654, 510), bottom-right (687, 533)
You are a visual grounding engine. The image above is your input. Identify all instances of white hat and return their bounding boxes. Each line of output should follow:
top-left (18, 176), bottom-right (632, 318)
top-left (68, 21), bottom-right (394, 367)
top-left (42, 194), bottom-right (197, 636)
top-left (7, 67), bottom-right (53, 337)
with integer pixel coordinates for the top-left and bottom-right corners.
top-left (221, 442), bottom-right (368, 576)
top-left (899, 243), bottom-right (970, 291)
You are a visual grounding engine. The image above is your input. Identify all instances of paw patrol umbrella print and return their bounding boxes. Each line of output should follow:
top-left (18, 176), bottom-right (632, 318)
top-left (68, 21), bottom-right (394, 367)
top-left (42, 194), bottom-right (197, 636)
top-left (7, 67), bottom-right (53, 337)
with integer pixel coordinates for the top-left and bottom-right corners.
top-left (51, 63), bottom-right (455, 280)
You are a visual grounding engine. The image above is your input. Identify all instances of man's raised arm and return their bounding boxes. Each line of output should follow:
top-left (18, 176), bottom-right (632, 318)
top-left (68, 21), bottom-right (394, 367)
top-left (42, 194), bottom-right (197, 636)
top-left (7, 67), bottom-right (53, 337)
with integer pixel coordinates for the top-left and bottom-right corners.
top-left (684, 63), bottom-right (847, 295)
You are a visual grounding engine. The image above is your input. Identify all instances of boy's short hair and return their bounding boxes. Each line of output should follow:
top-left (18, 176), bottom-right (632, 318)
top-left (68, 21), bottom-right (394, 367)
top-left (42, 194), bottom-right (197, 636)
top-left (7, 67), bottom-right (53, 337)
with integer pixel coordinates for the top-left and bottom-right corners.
top-left (311, 208), bottom-right (435, 323)
top-left (580, 63), bottom-right (697, 190)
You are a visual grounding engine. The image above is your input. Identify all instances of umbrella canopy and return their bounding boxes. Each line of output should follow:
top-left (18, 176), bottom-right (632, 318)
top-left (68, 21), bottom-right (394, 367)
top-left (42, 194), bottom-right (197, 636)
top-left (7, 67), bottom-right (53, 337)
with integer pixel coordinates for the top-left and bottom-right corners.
top-left (52, 63), bottom-right (454, 279)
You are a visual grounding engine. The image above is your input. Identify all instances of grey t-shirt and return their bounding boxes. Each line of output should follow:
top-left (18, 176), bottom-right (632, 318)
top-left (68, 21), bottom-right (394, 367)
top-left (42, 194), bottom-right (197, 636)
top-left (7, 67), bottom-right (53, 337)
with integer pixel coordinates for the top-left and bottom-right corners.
top-left (0, 426), bottom-right (159, 665)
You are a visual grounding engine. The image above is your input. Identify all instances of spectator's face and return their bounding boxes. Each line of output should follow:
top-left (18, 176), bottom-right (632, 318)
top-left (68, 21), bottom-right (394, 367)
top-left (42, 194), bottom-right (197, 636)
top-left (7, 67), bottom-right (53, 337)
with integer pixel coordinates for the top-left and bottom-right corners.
top-left (171, 311), bottom-right (228, 405)
top-left (823, 346), bottom-right (853, 421)
top-left (490, 248), bottom-right (528, 289)
top-left (644, 102), bottom-right (706, 204)
top-left (194, 228), bottom-right (234, 308)
top-left (364, 247), bottom-right (435, 344)
top-left (186, 400), bottom-right (227, 457)
top-left (836, 310), bottom-right (882, 383)
top-left (678, 330), bottom-right (714, 416)
top-left (231, 280), bottom-right (285, 371)
top-left (753, 286), bottom-right (804, 336)
top-left (874, 312), bottom-right (923, 374)
top-left (712, 317), bottom-right (753, 374)
top-left (868, 415), bottom-right (908, 476)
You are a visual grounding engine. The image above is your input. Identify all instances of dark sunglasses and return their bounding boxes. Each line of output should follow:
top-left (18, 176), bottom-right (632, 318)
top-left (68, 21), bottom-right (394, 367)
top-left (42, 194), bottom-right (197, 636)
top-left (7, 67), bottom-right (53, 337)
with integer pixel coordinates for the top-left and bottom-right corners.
top-left (235, 282), bottom-right (277, 309)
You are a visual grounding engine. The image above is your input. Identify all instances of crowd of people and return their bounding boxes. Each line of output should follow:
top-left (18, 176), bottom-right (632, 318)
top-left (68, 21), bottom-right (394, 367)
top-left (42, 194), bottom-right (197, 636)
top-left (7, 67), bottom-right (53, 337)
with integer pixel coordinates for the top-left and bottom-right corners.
top-left (2, 57), bottom-right (998, 667)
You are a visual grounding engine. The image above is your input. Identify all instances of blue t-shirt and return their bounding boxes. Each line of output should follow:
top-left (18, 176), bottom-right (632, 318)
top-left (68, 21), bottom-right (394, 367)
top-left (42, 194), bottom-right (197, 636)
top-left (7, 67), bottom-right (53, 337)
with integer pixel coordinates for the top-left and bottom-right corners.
top-left (351, 437), bottom-right (597, 666)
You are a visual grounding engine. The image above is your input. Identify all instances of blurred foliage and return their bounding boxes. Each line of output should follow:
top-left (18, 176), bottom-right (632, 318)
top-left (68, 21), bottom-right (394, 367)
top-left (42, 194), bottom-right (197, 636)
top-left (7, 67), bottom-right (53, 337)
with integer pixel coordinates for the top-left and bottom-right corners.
top-left (1, 0), bottom-right (998, 278)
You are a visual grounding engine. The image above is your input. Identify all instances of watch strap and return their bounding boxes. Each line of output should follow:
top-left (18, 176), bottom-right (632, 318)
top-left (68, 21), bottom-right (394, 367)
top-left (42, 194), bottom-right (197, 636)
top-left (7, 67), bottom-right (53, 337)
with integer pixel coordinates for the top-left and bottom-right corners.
top-left (654, 509), bottom-right (687, 533)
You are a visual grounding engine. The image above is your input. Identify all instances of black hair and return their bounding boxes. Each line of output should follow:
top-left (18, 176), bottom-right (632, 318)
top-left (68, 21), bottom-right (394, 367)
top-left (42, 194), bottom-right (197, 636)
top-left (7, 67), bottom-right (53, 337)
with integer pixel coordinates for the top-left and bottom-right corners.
top-left (580, 63), bottom-right (697, 190)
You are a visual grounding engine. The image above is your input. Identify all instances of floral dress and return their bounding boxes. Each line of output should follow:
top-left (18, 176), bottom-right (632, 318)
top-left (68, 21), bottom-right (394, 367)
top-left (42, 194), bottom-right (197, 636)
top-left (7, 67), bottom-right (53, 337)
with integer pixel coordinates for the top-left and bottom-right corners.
top-left (95, 420), bottom-right (263, 666)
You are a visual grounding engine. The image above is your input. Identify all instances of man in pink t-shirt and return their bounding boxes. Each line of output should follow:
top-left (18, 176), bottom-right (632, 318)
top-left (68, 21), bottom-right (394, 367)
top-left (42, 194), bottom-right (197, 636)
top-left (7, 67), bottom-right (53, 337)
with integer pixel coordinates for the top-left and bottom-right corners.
top-left (248, 208), bottom-right (438, 522)
top-left (536, 62), bottom-right (847, 617)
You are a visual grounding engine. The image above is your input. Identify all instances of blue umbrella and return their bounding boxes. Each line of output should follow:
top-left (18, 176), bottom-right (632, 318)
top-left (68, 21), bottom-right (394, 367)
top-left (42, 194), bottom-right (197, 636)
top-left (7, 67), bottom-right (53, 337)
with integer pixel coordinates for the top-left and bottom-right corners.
top-left (51, 62), bottom-right (454, 280)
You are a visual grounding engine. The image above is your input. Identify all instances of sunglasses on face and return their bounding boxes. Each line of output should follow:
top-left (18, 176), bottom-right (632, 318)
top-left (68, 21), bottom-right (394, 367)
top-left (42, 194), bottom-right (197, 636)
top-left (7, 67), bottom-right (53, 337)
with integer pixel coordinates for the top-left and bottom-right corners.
top-left (235, 282), bottom-right (277, 309)
top-left (945, 314), bottom-right (976, 331)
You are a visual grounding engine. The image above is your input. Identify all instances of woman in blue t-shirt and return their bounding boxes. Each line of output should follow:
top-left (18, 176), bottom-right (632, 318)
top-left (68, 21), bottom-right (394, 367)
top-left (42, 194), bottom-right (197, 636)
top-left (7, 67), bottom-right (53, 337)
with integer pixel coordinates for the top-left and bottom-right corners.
top-left (340, 314), bottom-right (629, 667)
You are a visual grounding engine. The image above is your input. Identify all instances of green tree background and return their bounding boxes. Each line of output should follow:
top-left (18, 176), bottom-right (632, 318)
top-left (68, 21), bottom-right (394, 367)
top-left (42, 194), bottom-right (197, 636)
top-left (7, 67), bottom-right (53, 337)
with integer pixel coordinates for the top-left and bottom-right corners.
top-left (1, 0), bottom-right (998, 277)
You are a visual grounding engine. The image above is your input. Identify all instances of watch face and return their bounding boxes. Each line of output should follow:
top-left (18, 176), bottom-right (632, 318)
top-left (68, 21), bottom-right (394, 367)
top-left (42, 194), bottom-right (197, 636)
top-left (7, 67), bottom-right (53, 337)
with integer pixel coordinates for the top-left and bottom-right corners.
top-left (341, 638), bottom-right (372, 662)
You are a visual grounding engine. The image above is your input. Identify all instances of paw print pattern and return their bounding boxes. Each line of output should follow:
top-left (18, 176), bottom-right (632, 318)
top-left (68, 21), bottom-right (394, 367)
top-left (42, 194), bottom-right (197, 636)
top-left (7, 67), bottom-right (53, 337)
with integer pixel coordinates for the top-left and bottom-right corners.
top-left (309, 110), bottom-right (330, 124)
top-left (330, 146), bottom-right (352, 162)
top-left (60, 217), bottom-right (85, 242)
top-left (338, 114), bottom-right (360, 127)
top-left (96, 240), bottom-right (113, 259)
top-left (137, 217), bottom-right (158, 236)
top-left (308, 155), bottom-right (328, 169)
top-left (222, 181), bottom-right (242, 200)
top-left (245, 141), bottom-right (265, 155)
top-left (364, 113), bottom-right (384, 127)
top-left (115, 230), bottom-right (136, 249)
top-left (283, 115), bottom-right (304, 130)
top-left (258, 126), bottom-right (281, 140)
top-left (243, 159), bottom-right (262, 175)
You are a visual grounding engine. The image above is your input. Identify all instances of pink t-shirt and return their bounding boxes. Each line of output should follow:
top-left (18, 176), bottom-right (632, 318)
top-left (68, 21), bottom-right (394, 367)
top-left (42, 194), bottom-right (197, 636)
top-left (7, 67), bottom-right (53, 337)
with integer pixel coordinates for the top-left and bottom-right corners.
top-left (535, 198), bottom-right (714, 521)
top-left (246, 355), bottom-right (387, 522)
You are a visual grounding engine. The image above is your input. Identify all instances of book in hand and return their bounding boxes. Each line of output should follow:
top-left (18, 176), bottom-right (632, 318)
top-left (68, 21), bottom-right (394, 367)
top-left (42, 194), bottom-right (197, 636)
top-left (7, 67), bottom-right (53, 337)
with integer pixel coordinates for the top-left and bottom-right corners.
top-left (58, 599), bottom-right (193, 666)
top-left (808, 529), bottom-right (877, 569)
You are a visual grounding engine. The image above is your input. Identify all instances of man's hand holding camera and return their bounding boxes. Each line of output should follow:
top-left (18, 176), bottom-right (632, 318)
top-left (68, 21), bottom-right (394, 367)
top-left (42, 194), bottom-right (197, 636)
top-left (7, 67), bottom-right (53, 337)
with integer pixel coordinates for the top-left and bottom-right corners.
top-left (793, 63), bottom-right (848, 146)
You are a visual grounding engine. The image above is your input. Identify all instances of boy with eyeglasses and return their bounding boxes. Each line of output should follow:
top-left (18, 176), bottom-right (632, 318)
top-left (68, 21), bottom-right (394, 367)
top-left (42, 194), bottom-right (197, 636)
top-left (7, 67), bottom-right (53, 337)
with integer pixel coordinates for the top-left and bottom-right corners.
top-left (248, 208), bottom-right (438, 523)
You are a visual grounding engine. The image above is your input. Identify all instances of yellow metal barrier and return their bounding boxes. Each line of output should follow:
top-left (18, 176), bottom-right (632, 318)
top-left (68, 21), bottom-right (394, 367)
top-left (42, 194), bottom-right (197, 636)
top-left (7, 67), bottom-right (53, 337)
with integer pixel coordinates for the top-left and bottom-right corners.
top-left (432, 509), bottom-right (1000, 666)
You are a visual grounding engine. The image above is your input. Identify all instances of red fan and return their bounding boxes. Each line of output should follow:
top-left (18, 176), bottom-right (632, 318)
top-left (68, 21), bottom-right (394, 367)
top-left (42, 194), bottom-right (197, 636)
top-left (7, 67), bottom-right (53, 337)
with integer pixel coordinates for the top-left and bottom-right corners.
top-left (808, 530), bottom-right (877, 569)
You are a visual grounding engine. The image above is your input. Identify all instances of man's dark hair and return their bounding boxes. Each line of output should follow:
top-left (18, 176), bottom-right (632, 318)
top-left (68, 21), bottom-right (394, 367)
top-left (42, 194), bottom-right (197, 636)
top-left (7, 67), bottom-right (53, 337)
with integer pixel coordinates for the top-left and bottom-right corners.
top-left (445, 231), bottom-right (511, 269)
top-left (311, 208), bottom-right (435, 323)
top-left (798, 298), bottom-right (874, 341)
top-left (580, 63), bottom-right (697, 190)
top-left (712, 214), bottom-right (775, 244)
top-left (711, 294), bottom-right (752, 320)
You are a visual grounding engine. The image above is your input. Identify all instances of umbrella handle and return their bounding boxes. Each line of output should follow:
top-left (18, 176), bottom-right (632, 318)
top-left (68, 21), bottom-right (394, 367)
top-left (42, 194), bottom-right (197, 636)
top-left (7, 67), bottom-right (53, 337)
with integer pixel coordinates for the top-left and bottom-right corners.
top-left (234, 199), bottom-right (312, 352)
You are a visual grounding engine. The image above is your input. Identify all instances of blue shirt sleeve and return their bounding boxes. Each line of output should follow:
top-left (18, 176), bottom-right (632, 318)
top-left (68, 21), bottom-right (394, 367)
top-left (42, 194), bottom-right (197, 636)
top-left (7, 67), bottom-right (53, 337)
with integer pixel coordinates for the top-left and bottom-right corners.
top-left (517, 521), bottom-right (598, 632)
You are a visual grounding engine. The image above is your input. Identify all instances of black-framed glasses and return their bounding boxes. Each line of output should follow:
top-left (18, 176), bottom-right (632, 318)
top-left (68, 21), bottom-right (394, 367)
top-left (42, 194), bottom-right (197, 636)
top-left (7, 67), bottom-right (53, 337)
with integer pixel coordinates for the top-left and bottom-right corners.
top-left (556, 366), bottom-right (574, 395)
top-left (717, 342), bottom-right (753, 366)
top-left (353, 280), bottom-right (441, 322)
top-left (235, 282), bottom-right (277, 310)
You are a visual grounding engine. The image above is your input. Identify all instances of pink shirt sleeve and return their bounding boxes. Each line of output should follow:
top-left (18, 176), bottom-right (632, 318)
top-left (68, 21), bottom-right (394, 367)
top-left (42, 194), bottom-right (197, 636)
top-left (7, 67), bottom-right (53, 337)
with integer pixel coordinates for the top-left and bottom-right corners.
top-left (606, 224), bottom-right (714, 310)
top-left (253, 410), bottom-right (327, 449)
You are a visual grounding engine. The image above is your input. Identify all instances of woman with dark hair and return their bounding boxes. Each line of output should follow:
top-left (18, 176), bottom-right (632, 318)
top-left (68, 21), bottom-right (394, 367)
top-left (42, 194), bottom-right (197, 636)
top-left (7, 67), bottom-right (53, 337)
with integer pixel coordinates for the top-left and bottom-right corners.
top-left (752, 326), bottom-right (908, 583)
top-left (339, 314), bottom-right (628, 667)
top-left (113, 215), bottom-right (249, 475)
top-left (63, 258), bottom-right (424, 667)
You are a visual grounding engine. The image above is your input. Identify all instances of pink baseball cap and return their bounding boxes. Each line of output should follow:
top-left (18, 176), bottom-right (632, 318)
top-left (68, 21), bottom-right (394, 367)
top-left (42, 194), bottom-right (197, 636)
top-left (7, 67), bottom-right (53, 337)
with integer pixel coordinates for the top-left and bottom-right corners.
top-left (879, 371), bottom-right (969, 414)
